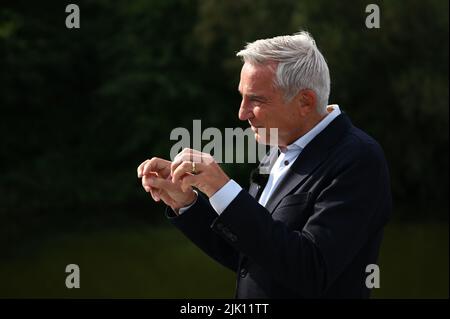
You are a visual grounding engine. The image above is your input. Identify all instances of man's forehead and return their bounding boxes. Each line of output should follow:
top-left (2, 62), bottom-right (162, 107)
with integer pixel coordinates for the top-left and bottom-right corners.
top-left (239, 62), bottom-right (276, 92)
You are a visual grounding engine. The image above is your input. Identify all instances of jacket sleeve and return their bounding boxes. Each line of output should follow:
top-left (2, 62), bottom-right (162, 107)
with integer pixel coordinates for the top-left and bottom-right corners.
top-left (166, 193), bottom-right (239, 273)
top-left (209, 144), bottom-right (392, 297)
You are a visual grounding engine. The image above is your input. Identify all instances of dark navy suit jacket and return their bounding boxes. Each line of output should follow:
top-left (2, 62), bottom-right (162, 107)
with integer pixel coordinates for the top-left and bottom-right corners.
top-left (166, 113), bottom-right (392, 298)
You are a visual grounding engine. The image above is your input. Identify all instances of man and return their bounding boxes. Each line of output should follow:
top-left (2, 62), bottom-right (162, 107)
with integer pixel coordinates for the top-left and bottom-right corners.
top-left (137, 32), bottom-right (392, 298)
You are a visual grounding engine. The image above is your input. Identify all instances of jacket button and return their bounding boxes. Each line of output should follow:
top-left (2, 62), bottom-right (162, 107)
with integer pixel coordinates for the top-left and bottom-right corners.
top-left (216, 223), bottom-right (223, 230)
top-left (239, 268), bottom-right (248, 278)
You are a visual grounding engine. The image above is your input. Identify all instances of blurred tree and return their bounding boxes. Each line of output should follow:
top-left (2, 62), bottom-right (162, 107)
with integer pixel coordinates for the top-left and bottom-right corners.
top-left (0, 0), bottom-right (448, 244)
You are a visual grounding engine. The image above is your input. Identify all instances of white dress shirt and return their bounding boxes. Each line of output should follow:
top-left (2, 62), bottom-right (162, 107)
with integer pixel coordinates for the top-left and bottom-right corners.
top-left (180, 105), bottom-right (341, 215)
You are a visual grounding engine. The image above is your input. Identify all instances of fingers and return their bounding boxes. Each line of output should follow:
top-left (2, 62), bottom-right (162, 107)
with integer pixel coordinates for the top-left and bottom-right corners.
top-left (137, 160), bottom-right (147, 177)
top-left (142, 174), bottom-right (160, 201)
top-left (172, 148), bottom-right (205, 166)
top-left (137, 157), bottom-right (172, 178)
top-left (171, 149), bottom-right (213, 176)
top-left (143, 157), bottom-right (172, 177)
top-left (150, 189), bottom-right (161, 202)
top-left (143, 175), bottom-right (179, 193)
top-left (172, 151), bottom-right (203, 168)
top-left (138, 150), bottom-right (211, 199)
top-left (171, 160), bottom-right (206, 183)
top-left (171, 161), bottom-right (192, 183)
top-left (142, 175), bottom-right (178, 202)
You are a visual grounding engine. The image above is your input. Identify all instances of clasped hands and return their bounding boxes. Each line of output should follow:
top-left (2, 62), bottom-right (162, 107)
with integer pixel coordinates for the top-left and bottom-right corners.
top-left (137, 148), bottom-right (230, 213)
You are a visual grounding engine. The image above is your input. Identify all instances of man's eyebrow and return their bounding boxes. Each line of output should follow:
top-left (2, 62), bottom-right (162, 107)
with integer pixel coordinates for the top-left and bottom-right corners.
top-left (237, 90), bottom-right (268, 102)
top-left (247, 94), bottom-right (268, 101)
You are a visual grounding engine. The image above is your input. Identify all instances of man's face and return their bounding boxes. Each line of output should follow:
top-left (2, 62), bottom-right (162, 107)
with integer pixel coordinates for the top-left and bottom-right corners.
top-left (238, 62), bottom-right (301, 147)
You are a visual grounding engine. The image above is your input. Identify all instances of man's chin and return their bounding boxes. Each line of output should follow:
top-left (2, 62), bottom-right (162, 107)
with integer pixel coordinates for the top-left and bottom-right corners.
top-left (255, 133), bottom-right (277, 146)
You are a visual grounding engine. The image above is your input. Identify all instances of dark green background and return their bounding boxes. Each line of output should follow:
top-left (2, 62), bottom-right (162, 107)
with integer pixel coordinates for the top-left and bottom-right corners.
top-left (0, 0), bottom-right (448, 298)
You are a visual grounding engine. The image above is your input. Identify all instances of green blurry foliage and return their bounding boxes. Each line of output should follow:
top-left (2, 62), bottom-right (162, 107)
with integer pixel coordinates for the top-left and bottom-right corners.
top-left (0, 0), bottom-right (448, 239)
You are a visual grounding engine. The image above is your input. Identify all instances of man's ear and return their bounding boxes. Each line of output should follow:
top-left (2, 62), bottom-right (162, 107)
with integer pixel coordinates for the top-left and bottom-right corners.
top-left (297, 89), bottom-right (317, 116)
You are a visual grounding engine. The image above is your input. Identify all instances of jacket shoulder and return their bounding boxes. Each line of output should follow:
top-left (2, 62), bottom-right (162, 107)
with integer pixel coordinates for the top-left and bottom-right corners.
top-left (334, 125), bottom-right (388, 167)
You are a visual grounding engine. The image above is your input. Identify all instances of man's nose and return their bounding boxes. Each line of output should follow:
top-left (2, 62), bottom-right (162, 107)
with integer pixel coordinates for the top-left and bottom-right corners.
top-left (238, 99), bottom-right (253, 121)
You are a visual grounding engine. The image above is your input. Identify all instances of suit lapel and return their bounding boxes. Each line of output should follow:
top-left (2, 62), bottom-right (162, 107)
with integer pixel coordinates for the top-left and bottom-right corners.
top-left (264, 113), bottom-right (352, 213)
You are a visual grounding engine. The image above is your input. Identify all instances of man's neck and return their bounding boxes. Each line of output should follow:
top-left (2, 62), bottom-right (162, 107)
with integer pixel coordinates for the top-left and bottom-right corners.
top-left (281, 112), bottom-right (328, 147)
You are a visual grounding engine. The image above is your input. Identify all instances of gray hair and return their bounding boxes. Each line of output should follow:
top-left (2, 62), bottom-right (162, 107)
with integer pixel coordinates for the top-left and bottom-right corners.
top-left (236, 31), bottom-right (330, 114)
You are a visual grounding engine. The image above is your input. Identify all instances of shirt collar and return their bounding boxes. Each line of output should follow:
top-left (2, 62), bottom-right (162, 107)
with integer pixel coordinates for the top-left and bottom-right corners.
top-left (281, 104), bottom-right (341, 154)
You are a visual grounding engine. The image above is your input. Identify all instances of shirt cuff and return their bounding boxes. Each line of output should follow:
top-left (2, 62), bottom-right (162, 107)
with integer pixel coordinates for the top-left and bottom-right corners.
top-left (209, 179), bottom-right (242, 215)
top-left (178, 190), bottom-right (198, 215)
